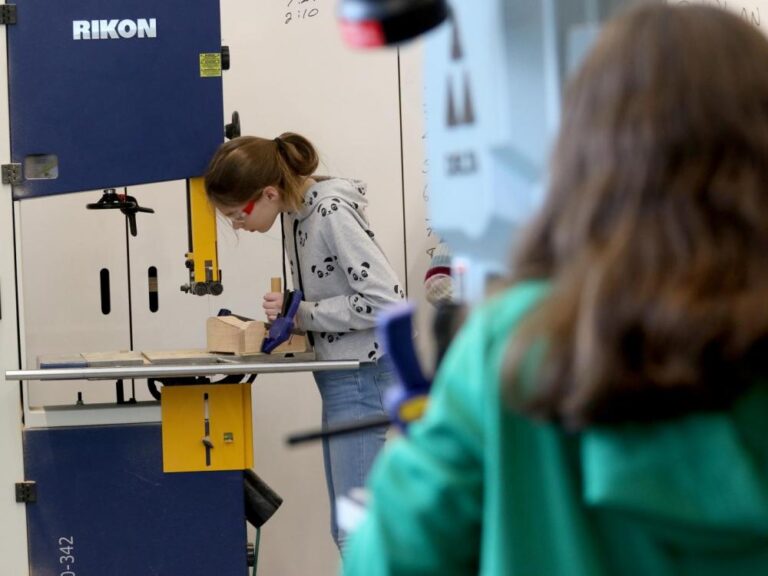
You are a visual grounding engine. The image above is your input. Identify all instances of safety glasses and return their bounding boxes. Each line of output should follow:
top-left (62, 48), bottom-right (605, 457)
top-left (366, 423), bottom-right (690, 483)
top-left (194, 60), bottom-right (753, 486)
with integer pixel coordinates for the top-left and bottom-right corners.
top-left (227, 199), bottom-right (256, 225)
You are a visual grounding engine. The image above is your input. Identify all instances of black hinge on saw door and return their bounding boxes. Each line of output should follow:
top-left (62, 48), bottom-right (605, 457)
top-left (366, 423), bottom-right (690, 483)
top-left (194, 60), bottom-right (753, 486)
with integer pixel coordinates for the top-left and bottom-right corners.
top-left (0, 5), bottom-right (17, 25)
top-left (15, 481), bottom-right (37, 503)
top-left (2, 163), bottom-right (22, 185)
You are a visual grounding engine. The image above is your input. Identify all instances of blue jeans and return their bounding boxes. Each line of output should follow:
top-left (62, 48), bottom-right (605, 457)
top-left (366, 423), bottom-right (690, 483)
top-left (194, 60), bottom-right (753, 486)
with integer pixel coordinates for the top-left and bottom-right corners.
top-left (313, 356), bottom-right (395, 550)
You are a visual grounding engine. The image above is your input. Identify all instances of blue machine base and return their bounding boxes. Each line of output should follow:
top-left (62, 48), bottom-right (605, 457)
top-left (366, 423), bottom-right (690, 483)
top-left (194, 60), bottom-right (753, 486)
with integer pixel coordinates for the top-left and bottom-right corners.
top-left (23, 423), bottom-right (248, 575)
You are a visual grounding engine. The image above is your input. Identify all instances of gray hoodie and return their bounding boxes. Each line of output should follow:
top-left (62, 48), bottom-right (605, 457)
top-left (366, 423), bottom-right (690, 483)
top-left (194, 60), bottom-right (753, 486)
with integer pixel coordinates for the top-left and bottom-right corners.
top-left (283, 177), bottom-right (405, 361)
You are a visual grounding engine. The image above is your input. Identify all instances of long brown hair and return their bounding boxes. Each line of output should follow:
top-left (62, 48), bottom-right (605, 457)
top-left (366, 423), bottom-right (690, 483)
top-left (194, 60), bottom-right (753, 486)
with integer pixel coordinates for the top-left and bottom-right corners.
top-left (503, 3), bottom-right (768, 429)
top-left (204, 132), bottom-right (319, 212)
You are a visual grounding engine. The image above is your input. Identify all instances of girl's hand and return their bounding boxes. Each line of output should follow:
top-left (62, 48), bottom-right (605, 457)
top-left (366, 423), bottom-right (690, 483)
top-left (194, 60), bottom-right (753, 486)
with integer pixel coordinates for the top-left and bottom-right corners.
top-left (263, 291), bottom-right (284, 322)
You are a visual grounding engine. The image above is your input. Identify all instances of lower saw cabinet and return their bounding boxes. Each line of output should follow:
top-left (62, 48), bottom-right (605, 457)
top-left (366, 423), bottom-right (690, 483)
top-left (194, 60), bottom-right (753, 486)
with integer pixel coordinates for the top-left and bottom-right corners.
top-left (22, 423), bottom-right (249, 575)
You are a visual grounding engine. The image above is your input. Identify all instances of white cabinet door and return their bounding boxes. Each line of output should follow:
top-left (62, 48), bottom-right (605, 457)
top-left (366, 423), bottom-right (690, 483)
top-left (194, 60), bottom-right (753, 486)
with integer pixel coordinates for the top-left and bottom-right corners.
top-left (19, 190), bottom-right (131, 407)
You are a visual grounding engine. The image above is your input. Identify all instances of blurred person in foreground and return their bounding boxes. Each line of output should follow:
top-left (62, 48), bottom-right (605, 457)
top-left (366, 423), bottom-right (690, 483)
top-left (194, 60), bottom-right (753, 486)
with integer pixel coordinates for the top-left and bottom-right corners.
top-left (343, 4), bottom-right (768, 575)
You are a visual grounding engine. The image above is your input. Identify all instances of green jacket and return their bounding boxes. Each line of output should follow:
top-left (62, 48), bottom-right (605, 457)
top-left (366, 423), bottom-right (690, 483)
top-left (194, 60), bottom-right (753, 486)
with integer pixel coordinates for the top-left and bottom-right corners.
top-left (343, 281), bottom-right (768, 575)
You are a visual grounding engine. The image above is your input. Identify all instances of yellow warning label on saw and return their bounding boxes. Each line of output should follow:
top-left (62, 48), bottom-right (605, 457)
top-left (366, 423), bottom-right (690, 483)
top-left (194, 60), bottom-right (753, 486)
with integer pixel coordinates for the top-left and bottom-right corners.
top-left (199, 53), bottom-right (222, 77)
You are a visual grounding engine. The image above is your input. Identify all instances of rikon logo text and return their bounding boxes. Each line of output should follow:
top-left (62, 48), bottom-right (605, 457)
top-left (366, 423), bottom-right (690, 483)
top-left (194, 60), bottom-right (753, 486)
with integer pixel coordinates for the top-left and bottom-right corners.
top-left (73, 19), bottom-right (157, 40)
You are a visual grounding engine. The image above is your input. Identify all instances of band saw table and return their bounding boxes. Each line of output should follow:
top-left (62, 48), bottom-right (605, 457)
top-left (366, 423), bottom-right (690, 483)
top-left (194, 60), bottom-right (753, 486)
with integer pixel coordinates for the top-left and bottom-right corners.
top-left (4, 353), bottom-right (359, 576)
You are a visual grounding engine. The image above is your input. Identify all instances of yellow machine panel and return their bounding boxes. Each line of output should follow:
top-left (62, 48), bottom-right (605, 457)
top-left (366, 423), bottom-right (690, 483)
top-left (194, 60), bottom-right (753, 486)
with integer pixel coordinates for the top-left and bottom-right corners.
top-left (162, 383), bottom-right (253, 473)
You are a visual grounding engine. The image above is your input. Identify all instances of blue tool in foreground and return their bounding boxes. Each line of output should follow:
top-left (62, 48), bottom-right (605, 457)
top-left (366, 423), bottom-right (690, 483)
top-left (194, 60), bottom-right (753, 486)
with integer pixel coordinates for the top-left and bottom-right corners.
top-left (261, 289), bottom-right (303, 353)
top-left (377, 302), bottom-right (432, 432)
top-left (285, 302), bottom-right (433, 445)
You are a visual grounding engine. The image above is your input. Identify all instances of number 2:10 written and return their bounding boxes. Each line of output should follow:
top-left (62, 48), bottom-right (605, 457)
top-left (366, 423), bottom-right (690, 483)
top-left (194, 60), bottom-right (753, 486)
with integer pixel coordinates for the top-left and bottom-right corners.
top-left (286, 0), bottom-right (319, 24)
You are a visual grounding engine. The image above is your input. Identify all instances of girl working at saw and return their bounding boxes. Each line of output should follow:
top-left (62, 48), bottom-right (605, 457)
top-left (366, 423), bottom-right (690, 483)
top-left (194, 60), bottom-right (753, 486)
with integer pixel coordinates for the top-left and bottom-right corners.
top-left (204, 133), bottom-right (404, 550)
top-left (343, 4), bottom-right (768, 575)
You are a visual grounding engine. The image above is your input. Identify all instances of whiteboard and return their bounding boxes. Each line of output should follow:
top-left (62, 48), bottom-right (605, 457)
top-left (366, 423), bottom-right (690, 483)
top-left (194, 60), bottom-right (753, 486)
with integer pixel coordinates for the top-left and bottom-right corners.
top-left (216, 2), bottom-right (417, 574)
top-left (399, 39), bottom-right (444, 368)
top-left (219, 0), bottom-right (405, 310)
top-left (673, 0), bottom-right (767, 27)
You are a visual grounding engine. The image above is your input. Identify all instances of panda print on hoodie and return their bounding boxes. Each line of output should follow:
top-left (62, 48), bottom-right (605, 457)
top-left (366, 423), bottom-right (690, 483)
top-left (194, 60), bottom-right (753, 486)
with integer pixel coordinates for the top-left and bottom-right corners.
top-left (283, 177), bottom-right (406, 362)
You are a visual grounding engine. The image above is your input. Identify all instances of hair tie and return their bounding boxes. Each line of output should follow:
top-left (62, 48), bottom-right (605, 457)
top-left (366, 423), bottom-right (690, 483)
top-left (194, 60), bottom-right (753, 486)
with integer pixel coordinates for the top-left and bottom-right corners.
top-left (274, 137), bottom-right (284, 149)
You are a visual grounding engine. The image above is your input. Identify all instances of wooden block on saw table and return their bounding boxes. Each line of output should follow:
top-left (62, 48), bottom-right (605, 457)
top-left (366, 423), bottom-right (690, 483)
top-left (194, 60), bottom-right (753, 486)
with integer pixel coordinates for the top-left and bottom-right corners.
top-left (206, 316), bottom-right (309, 356)
top-left (142, 349), bottom-right (220, 365)
top-left (81, 350), bottom-right (146, 367)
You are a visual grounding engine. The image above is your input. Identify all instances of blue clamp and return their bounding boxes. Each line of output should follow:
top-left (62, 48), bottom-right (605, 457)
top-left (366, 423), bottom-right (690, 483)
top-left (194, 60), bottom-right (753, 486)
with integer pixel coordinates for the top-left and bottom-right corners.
top-left (262, 289), bottom-right (303, 354)
top-left (376, 302), bottom-right (432, 432)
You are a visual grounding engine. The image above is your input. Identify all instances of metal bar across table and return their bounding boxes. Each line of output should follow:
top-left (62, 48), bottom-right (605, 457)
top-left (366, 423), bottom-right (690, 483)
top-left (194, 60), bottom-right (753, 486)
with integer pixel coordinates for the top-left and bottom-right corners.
top-left (5, 360), bottom-right (361, 382)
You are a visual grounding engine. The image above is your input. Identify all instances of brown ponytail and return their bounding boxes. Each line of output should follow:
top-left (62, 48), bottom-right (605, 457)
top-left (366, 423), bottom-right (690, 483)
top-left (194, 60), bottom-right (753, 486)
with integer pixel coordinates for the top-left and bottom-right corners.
top-left (274, 132), bottom-right (319, 209)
